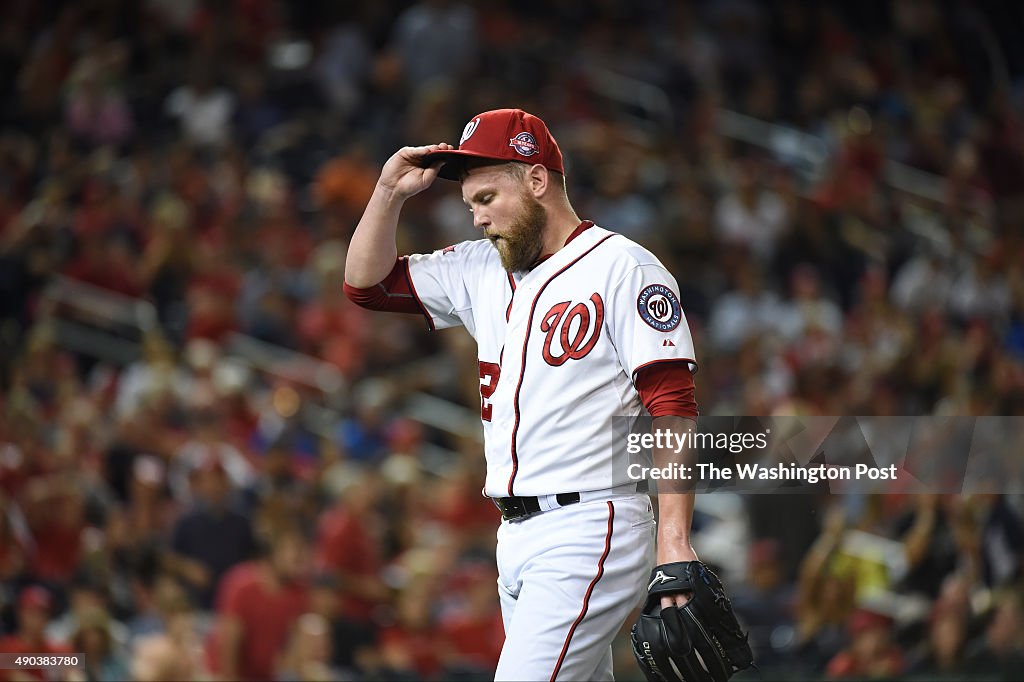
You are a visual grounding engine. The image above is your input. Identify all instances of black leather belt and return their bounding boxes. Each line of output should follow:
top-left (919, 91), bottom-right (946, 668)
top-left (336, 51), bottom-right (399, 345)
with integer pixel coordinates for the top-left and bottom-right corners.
top-left (494, 482), bottom-right (648, 522)
top-left (494, 492), bottom-right (581, 521)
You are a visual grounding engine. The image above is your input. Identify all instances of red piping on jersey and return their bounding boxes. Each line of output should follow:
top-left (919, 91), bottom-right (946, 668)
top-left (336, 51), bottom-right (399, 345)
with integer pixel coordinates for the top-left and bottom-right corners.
top-left (550, 501), bottom-right (614, 682)
top-left (401, 257), bottom-right (434, 331)
top-left (507, 232), bottom-right (616, 496)
top-left (563, 220), bottom-right (594, 245)
top-left (632, 357), bottom-right (699, 378)
top-left (531, 220), bottom-right (594, 269)
top-left (505, 272), bottom-right (516, 322)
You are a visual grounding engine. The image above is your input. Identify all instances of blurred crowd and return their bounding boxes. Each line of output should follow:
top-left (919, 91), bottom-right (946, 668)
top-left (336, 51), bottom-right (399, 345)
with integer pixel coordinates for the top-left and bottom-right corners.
top-left (1, 0), bottom-right (1023, 680)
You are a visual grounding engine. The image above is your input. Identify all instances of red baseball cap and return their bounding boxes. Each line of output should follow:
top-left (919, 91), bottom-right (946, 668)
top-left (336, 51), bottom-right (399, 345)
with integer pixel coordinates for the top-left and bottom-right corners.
top-left (18, 586), bottom-right (53, 613)
top-left (422, 108), bottom-right (564, 181)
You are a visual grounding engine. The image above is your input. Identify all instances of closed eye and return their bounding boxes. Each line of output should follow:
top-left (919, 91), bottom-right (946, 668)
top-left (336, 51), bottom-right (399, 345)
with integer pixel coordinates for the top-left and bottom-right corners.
top-left (464, 191), bottom-right (495, 212)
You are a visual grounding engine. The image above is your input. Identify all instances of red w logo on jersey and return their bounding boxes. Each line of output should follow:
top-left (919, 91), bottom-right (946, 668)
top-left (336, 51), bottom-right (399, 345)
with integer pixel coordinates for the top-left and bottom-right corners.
top-left (539, 294), bottom-right (604, 366)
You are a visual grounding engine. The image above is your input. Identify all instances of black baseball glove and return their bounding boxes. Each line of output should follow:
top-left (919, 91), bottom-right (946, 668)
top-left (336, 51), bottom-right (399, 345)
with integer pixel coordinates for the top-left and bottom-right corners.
top-left (630, 561), bottom-right (753, 682)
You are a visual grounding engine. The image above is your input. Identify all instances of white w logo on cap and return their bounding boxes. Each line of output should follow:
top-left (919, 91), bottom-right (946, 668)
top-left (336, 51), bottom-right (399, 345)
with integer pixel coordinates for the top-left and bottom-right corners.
top-left (460, 118), bottom-right (480, 145)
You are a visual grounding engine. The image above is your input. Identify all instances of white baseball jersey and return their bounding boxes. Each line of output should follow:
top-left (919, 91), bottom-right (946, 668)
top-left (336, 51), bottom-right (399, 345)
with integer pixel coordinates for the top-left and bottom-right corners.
top-left (406, 222), bottom-right (697, 498)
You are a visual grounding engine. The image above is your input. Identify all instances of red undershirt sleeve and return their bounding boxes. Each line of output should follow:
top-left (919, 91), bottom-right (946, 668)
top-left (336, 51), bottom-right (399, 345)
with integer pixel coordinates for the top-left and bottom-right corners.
top-left (635, 360), bottom-right (699, 419)
top-left (343, 257), bottom-right (429, 317)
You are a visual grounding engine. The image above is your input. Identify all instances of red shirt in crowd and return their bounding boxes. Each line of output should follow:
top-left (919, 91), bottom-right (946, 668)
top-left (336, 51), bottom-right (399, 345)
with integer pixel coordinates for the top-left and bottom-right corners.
top-left (440, 610), bottom-right (504, 670)
top-left (379, 625), bottom-right (446, 679)
top-left (210, 561), bottom-right (310, 681)
top-left (316, 506), bottom-right (382, 621)
top-left (28, 520), bottom-right (82, 584)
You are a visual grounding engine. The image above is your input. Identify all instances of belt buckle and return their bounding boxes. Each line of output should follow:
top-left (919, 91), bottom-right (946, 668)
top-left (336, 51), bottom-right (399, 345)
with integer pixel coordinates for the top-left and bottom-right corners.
top-left (495, 496), bottom-right (535, 522)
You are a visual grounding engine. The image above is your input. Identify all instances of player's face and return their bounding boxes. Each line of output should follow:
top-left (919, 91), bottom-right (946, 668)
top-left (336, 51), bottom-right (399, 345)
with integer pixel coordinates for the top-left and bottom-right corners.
top-left (463, 164), bottom-right (547, 272)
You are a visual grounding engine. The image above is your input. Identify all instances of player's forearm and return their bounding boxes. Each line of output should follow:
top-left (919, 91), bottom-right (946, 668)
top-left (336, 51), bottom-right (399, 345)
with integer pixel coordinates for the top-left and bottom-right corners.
top-left (651, 415), bottom-right (698, 562)
top-left (344, 183), bottom-right (406, 288)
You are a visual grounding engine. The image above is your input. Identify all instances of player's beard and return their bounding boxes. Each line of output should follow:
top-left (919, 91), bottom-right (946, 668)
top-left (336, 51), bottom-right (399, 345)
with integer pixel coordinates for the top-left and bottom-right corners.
top-left (491, 192), bottom-right (546, 272)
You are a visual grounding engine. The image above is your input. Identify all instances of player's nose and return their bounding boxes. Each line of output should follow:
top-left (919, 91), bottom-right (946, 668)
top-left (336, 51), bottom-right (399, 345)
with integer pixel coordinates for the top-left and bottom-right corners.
top-left (473, 212), bottom-right (490, 231)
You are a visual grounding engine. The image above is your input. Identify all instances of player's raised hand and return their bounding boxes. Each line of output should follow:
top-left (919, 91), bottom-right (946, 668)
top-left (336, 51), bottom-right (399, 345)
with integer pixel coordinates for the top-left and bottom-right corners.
top-left (378, 143), bottom-right (453, 200)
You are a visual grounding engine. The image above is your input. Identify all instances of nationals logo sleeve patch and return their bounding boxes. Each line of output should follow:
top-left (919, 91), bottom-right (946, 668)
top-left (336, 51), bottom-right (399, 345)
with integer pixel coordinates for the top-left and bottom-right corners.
top-left (637, 283), bottom-right (682, 332)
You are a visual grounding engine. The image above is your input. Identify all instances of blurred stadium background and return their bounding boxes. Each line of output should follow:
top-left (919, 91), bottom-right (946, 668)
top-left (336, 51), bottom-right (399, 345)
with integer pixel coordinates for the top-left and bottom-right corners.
top-left (1, 0), bottom-right (1023, 680)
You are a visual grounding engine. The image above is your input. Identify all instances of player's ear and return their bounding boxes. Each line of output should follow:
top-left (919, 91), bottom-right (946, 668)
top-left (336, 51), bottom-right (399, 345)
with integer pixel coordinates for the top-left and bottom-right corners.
top-left (527, 164), bottom-right (548, 198)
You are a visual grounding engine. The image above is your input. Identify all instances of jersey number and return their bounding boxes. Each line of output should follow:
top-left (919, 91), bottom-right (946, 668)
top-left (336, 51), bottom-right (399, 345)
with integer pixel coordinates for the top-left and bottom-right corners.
top-left (479, 361), bottom-right (500, 421)
top-left (540, 293), bottom-right (604, 366)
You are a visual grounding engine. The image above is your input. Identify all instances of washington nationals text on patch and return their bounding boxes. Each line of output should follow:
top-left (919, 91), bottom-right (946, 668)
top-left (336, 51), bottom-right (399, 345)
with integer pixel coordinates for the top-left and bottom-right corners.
top-left (405, 223), bottom-right (697, 497)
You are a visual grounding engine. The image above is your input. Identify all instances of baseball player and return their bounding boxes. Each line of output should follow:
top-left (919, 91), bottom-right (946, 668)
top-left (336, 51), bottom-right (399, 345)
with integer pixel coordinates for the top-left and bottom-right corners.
top-left (344, 109), bottom-right (750, 681)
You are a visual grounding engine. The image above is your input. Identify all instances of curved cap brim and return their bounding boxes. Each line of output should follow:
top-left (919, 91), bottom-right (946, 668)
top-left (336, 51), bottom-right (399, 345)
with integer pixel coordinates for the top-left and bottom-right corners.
top-left (420, 149), bottom-right (521, 181)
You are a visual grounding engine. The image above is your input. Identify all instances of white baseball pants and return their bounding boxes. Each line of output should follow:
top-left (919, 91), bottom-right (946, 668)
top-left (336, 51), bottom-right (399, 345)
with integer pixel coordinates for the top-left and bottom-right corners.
top-left (494, 493), bottom-right (656, 681)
